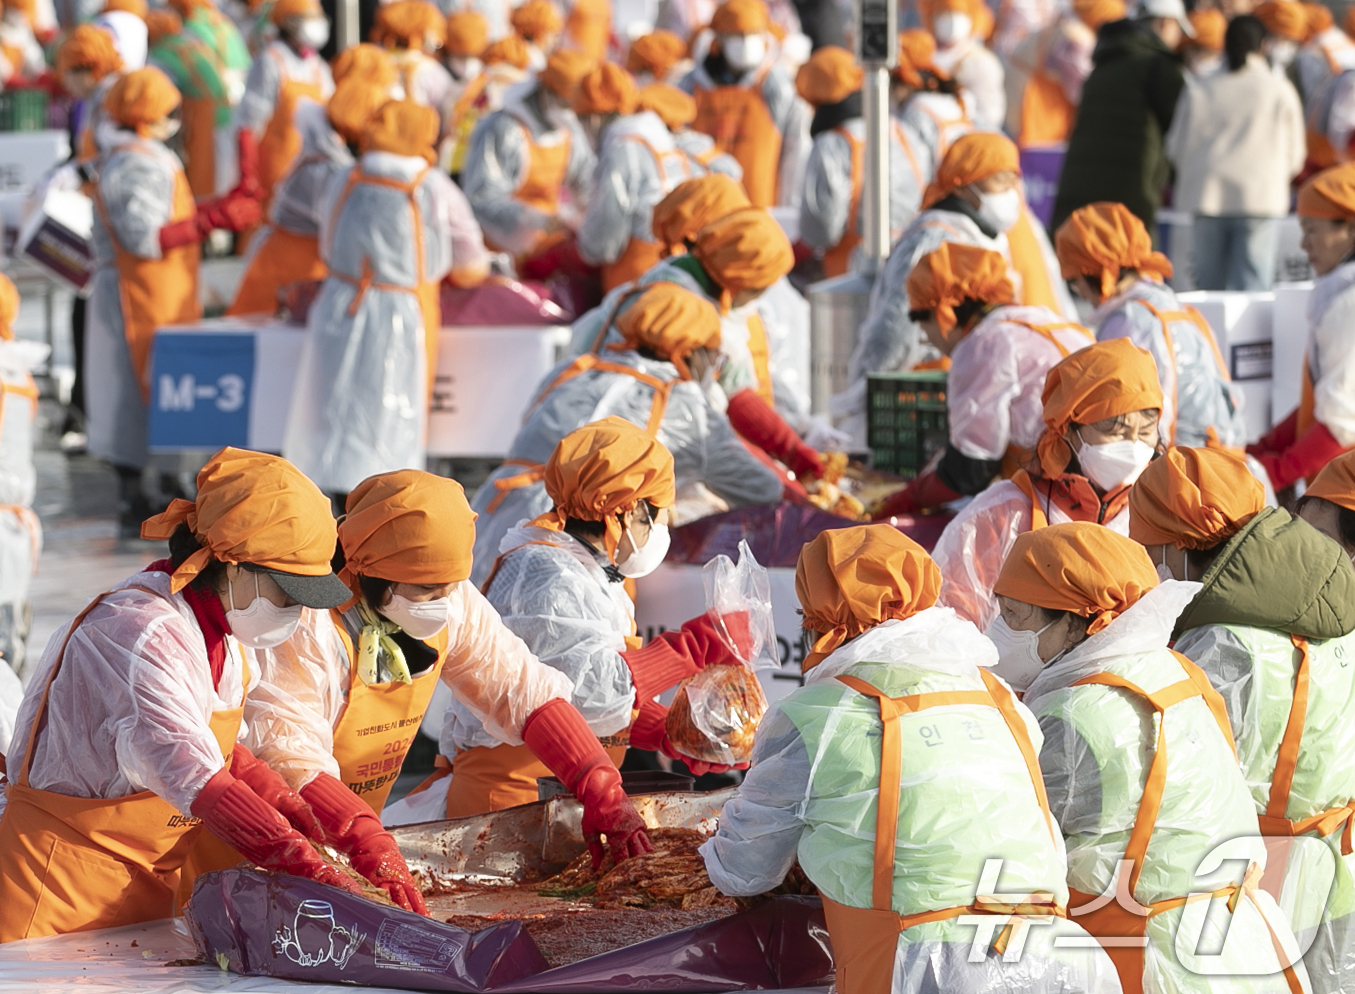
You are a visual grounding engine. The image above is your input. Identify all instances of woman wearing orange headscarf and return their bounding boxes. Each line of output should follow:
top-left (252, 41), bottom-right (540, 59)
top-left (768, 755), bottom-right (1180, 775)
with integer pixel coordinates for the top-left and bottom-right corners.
top-left (931, 337), bottom-right (1164, 631)
top-left (57, 25), bottom-right (125, 164)
top-left (377, 0), bottom-right (454, 116)
top-left (0, 448), bottom-right (366, 942)
top-left (893, 28), bottom-right (970, 168)
top-left (924, 0), bottom-right (1006, 131)
top-left (637, 82), bottom-right (742, 176)
top-left (627, 28), bottom-right (686, 83)
top-left (702, 523), bottom-right (1118, 994)
top-left (440, 33), bottom-right (532, 177)
top-left (995, 521), bottom-right (1308, 994)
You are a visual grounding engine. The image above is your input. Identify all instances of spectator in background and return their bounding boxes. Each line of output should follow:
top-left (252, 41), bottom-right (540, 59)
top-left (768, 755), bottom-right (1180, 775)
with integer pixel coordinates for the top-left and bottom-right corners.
top-left (1182, 7), bottom-right (1226, 77)
top-left (1254, 0), bottom-right (1307, 74)
top-left (1166, 15), bottom-right (1304, 290)
top-left (1051, 0), bottom-right (1187, 239)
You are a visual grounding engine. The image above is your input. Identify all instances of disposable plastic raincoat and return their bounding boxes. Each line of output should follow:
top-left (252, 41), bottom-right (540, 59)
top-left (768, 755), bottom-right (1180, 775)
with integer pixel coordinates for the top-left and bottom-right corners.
top-left (673, 128), bottom-right (744, 177)
top-left (701, 611), bottom-right (1123, 994)
top-left (392, 49), bottom-right (455, 114)
top-left (931, 38), bottom-right (1006, 132)
top-left (0, 336), bottom-right (42, 724)
top-left (897, 89), bottom-right (974, 166)
top-left (1173, 507), bottom-right (1355, 994)
top-left (1024, 581), bottom-right (1312, 994)
top-left (1092, 279), bottom-right (1245, 448)
top-left (466, 347), bottom-right (783, 586)
top-left (237, 39), bottom-right (333, 195)
top-left (282, 150), bottom-right (488, 494)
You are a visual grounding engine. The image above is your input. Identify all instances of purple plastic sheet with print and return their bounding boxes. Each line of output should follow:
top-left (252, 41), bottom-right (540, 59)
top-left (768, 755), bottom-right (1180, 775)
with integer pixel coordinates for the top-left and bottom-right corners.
top-left (1019, 147), bottom-right (1066, 230)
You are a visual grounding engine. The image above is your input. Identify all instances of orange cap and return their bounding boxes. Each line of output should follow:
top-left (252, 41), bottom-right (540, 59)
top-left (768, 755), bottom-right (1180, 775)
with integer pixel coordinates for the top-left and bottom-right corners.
top-left (1054, 202), bottom-right (1173, 298)
top-left (692, 207), bottom-right (794, 305)
top-left (57, 23), bottom-right (124, 76)
top-left (994, 522), bottom-right (1157, 635)
top-left (608, 283), bottom-right (722, 379)
top-left (271, 0), bottom-right (321, 23)
top-left (795, 524), bottom-right (941, 671)
top-left (1037, 337), bottom-right (1164, 479)
top-left (795, 45), bottom-right (863, 106)
top-left (535, 416), bottom-right (676, 559)
top-left (1256, 0), bottom-right (1307, 38)
top-left (1128, 446), bottom-right (1264, 550)
top-left (511, 0), bottom-right (562, 40)
top-left (377, 0), bottom-right (444, 46)
top-left (483, 33), bottom-right (532, 67)
top-left (1072, 0), bottom-right (1125, 29)
top-left (894, 28), bottom-right (936, 86)
top-left (331, 42), bottom-right (396, 86)
top-left (710, 0), bottom-right (769, 34)
top-left (637, 81), bottom-right (696, 127)
top-left (103, 0), bottom-right (147, 19)
top-left (339, 470), bottom-right (477, 591)
top-left (906, 243), bottom-right (1014, 335)
top-left (1298, 162), bottom-right (1355, 219)
top-left (104, 66), bottom-right (181, 135)
top-left (627, 29), bottom-right (685, 77)
top-left (573, 61), bottom-right (638, 114)
top-left (145, 8), bottom-right (182, 43)
top-left (444, 9), bottom-right (488, 55)
top-left (651, 173), bottom-right (751, 248)
top-left (0, 274), bottom-right (17, 341)
top-left (1302, 450), bottom-right (1355, 512)
top-left (363, 98), bottom-right (438, 163)
top-left (539, 47), bottom-right (594, 96)
top-left (327, 78), bottom-right (389, 143)
top-left (141, 447), bottom-right (342, 596)
top-left (1187, 8), bottom-right (1226, 50)
top-left (924, 131), bottom-right (1019, 207)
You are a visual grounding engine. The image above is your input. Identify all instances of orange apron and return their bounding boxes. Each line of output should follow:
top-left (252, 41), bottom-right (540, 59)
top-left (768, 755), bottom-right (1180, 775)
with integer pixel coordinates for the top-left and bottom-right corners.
top-left (822, 126), bottom-right (864, 279)
top-left (257, 49), bottom-right (325, 199)
top-left (0, 588), bottom-right (244, 942)
top-left (692, 69), bottom-right (782, 207)
top-left (226, 225), bottom-right (326, 316)
top-left (181, 96), bottom-right (219, 197)
top-left (601, 135), bottom-right (695, 291)
top-left (1063, 655), bottom-right (1302, 994)
top-left (1132, 296), bottom-right (1233, 445)
top-left (516, 123), bottom-right (572, 215)
top-left (821, 669), bottom-right (1064, 994)
top-left (1006, 207), bottom-right (1062, 313)
top-left (745, 309), bottom-right (775, 405)
top-left (93, 143), bottom-right (202, 403)
top-left (1019, 70), bottom-right (1075, 147)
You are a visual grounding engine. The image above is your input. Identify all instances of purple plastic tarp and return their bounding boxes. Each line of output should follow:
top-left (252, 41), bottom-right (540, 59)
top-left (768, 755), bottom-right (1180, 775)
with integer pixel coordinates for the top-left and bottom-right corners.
top-left (188, 868), bottom-right (833, 993)
top-left (440, 280), bottom-right (575, 326)
top-left (667, 503), bottom-right (954, 568)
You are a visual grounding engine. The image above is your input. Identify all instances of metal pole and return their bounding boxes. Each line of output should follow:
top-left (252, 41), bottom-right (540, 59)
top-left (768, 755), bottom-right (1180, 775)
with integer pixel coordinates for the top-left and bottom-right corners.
top-left (860, 65), bottom-right (891, 280)
top-left (336, 0), bottom-right (359, 51)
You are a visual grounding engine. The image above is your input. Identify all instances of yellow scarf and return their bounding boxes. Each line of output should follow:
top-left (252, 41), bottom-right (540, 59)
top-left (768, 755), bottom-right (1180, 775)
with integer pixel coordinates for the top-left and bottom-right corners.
top-left (355, 600), bottom-right (412, 686)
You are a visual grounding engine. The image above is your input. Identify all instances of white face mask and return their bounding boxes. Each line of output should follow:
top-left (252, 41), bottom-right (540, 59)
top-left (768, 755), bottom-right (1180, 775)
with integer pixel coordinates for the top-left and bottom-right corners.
top-left (616, 521), bottom-right (671, 578)
top-left (1075, 435), bottom-right (1156, 491)
top-left (1268, 40), bottom-right (1297, 68)
top-left (448, 54), bottom-right (479, 80)
top-left (720, 32), bottom-right (767, 71)
top-left (227, 572), bottom-right (303, 649)
top-left (932, 11), bottom-right (972, 45)
top-left (381, 592), bottom-right (450, 639)
top-left (544, 102), bottom-right (575, 130)
top-left (985, 615), bottom-right (1057, 692)
top-left (976, 187), bottom-right (1023, 233)
top-left (294, 16), bottom-right (330, 50)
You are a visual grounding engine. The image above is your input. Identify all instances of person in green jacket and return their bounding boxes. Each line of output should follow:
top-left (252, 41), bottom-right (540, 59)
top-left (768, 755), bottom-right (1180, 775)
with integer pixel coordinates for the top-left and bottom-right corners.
top-left (1131, 445), bottom-right (1355, 994)
top-left (147, 8), bottom-right (231, 196)
top-left (1050, 0), bottom-right (1188, 239)
top-left (995, 520), bottom-right (1310, 994)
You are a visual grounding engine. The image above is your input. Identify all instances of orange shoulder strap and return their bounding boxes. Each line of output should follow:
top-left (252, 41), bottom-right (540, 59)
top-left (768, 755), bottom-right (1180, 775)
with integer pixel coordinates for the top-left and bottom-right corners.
top-left (1011, 469), bottom-right (1050, 530)
top-left (1003, 318), bottom-right (1094, 359)
top-left (890, 120), bottom-right (925, 192)
top-left (525, 353), bottom-right (676, 435)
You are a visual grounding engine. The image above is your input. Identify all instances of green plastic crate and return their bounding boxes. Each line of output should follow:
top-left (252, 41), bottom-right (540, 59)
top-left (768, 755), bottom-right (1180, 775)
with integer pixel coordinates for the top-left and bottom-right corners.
top-left (867, 370), bottom-right (949, 479)
top-left (0, 89), bottom-right (47, 131)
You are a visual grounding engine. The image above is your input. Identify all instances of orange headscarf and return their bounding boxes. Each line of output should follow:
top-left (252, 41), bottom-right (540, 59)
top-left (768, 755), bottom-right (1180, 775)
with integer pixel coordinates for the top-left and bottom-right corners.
top-left (1298, 163), bottom-right (1355, 220)
top-left (651, 174), bottom-right (750, 249)
top-left (271, 0), bottom-right (320, 23)
top-left (794, 45), bottom-right (862, 106)
top-left (1304, 1), bottom-right (1333, 37)
top-left (1186, 8), bottom-right (1226, 50)
top-left (994, 522), bottom-right (1157, 635)
top-left (539, 48), bottom-right (594, 97)
top-left (105, 66), bottom-right (181, 134)
top-left (363, 99), bottom-right (438, 163)
top-left (627, 29), bottom-right (685, 78)
top-left (483, 34), bottom-right (532, 68)
top-left (331, 42), bottom-right (396, 86)
top-left (0, 274), bottom-right (17, 341)
top-left (511, 0), bottom-right (562, 40)
top-left (1128, 446), bottom-right (1264, 550)
top-left (146, 9), bottom-right (182, 43)
top-left (573, 61), bottom-right (638, 115)
top-left (1302, 450), bottom-right (1355, 513)
top-left (894, 29), bottom-right (936, 87)
top-left (637, 81), bottom-right (696, 127)
top-left (906, 243), bottom-right (1014, 335)
top-left (103, 0), bottom-right (147, 19)
top-left (711, 0), bottom-right (769, 34)
top-left (57, 24), bottom-right (123, 77)
top-left (795, 524), bottom-right (942, 671)
top-left (1036, 337), bottom-right (1164, 478)
top-left (692, 207), bottom-right (794, 306)
top-left (141, 447), bottom-right (339, 593)
top-left (923, 132), bottom-right (1020, 208)
top-left (377, 0), bottom-right (444, 47)
top-left (1054, 202), bottom-right (1173, 298)
top-left (1072, 0), bottom-right (1125, 29)
top-left (1256, 0), bottom-right (1307, 39)
top-left (328, 78), bottom-right (389, 144)
top-left (536, 416), bottom-right (676, 559)
top-left (609, 283), bottom-right (722, 379)
top-left (1345, 3), bottom-right (1355, 40)
top-left (338, 471), bottom-right (477, 592)
top-left (444, 10), bottom-right (488, 55)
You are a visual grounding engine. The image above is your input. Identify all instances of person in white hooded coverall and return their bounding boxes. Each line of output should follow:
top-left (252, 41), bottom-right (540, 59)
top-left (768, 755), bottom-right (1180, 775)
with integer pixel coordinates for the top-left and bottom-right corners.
top-left (892, 29), bottom-right (972, 170)
top-left (927, 0), bottom-right (1006, 131)
top-left (283, 99), bottom-right (489, 497)
top-left (992, 522), bottom-right (1312, 994)
top-left (468, 284), bottom-right (783, 587)
top-left (701, 524), bottom-right (1123, 994)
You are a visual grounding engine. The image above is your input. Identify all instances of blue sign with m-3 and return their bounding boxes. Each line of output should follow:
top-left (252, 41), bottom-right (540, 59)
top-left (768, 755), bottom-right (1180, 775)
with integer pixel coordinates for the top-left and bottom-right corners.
top-left (148, 331), bottom-right (254, 451)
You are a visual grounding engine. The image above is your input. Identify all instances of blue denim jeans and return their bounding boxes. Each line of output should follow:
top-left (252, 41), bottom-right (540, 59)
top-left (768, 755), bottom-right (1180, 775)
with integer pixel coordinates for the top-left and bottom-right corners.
top-left (1191, 214), bottom-right (1280, 291)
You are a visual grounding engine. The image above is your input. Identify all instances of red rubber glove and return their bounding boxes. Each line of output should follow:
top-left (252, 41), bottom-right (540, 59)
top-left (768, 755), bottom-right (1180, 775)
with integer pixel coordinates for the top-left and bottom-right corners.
top-left (229, 744), bottom-right (325, 844)
top-left (873, 469), bottom-right (963, 519)
top-left (158, 193), bottom-right (263, 250)
top-left (1247, 408), bottom-right (1299, 458)
top-left (1252, 421), bottom-right (1347, 491)
top-left (190, 768), bottom-right (366, 897)
top-left (726, 388), bottom-right (825, 480)
top-left (628, 699), bottom-right (747, 777)
top-left (522, 697), bottom-right (652, 867)
top-left (621, 611), bottom-right (751, 702)
top-left (236, 127), bottom-right (261, 198)
top-left (300, 773), bottom-right (428, 915)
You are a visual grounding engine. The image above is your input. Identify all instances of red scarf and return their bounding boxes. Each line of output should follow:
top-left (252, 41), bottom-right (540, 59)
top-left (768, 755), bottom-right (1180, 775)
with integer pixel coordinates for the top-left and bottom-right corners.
top-left (145, 558), bottom-right (229, 689)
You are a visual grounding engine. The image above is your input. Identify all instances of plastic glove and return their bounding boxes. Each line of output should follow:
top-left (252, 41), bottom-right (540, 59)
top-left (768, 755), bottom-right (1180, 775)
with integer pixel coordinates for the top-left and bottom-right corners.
top-left (1252, 421), bottom-right (1347, 491)
top-left (229, 744), bottom-right (325, 844)
top-left (873, 469), bottom-right (962, 519)
top-left (158, 194), bottom-right (263, 250)
top-left (621, 611), bottom-right (751, 702)
top-left (725, 388), bottom-right (826, 480)
top-left (1247, 408), bottom-right (1299, 458)
top-left (190, 768), bottom-right (366, 897)
top-left (522, 697), bottom-right (651, 867)
top-left (300, 773), bottom-right (428, 915)
top-left (627, 699), bottom-right (747, 777)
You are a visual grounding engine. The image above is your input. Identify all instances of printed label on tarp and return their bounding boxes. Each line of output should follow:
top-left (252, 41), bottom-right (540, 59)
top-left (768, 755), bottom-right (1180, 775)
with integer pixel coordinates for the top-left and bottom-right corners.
top-left (1232, 341), bottom-right (1273, 382)
top-left (374, 920), bottom-right (468, 973)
